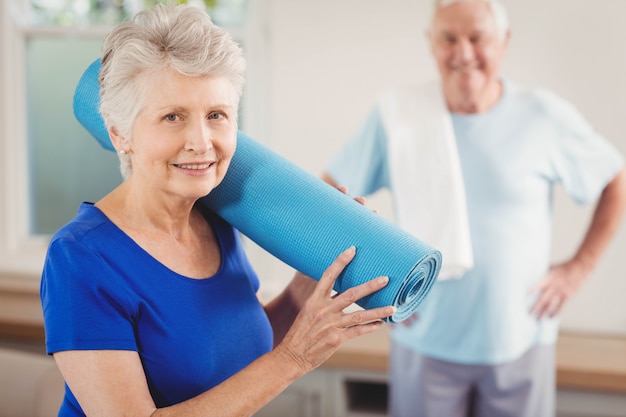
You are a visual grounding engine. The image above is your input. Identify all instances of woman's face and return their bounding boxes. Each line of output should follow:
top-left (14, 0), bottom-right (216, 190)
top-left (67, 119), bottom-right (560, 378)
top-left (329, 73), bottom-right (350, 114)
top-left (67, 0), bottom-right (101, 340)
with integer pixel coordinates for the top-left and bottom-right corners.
top-left (126, 67), bottom-right (238, 201)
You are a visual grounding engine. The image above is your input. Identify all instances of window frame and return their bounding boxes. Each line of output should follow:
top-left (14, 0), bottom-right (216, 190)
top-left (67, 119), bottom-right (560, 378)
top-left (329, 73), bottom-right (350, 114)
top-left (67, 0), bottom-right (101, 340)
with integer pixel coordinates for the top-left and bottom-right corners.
top-left (1, 1), bottom-right (45, 286)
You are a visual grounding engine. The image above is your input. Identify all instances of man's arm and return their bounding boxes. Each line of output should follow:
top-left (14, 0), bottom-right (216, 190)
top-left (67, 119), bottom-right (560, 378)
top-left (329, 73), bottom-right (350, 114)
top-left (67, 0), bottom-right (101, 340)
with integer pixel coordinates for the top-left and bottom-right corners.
top-left (322, 172), bottom-right (339, 188)
top-left (531, 166), bottom-right (626, 319)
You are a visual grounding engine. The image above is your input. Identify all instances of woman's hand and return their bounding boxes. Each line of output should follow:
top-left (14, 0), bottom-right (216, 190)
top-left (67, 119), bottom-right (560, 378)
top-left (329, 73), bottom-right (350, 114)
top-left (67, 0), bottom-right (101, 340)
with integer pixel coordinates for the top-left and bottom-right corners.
top-left (276, 246), bottom-right (394, 375)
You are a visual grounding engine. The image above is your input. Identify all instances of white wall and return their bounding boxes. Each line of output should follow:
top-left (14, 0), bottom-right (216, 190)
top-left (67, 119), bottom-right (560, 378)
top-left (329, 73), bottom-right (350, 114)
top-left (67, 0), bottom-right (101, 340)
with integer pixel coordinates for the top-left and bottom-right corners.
top-left (247, 0), bottom-right (626, 336)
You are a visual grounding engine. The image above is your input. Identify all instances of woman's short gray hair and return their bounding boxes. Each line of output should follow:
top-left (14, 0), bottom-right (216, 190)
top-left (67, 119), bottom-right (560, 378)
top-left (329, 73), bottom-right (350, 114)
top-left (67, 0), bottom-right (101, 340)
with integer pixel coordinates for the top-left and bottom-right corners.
top-left (99, 3), bottom-right (246, 178)
top-left (433, 0), bottom-right (509, 39)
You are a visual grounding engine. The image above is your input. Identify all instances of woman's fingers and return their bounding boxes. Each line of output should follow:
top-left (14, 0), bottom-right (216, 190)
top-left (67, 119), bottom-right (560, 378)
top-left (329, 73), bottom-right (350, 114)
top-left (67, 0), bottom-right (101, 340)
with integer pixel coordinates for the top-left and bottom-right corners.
top-left (315, 246), bottom-right (395, 317)
top-left (332, 276), bottom-right (390, 311)
top-left (315, 247), bottom-right (392, 316)
top-left (315, 246), bottom-right (356, 297)
top-left (337, 305), bottom-right (396, 328)
top-left (279, 246), bottom-right (395, 373)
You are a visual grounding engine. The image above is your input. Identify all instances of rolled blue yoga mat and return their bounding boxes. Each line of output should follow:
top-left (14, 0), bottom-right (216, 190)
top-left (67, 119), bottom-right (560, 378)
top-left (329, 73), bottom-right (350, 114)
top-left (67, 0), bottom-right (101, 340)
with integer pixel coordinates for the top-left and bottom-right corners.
top-left (73, 58), bottom-right (442, 323)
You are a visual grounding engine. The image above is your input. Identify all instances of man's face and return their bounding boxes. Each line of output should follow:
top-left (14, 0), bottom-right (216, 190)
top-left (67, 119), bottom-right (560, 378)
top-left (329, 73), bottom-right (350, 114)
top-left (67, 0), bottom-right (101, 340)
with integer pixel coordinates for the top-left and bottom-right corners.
top-left (429, 1), bottom-right (509, 110)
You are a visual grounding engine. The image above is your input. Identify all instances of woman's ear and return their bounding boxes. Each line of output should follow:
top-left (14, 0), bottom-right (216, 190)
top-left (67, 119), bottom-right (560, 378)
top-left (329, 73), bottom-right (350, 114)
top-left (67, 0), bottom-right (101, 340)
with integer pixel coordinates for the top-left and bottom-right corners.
top-left (108, 126), bottom-right (127, 153)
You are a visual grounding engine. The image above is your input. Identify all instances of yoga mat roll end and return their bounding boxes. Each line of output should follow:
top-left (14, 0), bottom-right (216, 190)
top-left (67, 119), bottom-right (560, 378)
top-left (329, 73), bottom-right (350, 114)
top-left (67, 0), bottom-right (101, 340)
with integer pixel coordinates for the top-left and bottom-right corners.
top-left (386, 251), bottom-right (441, 323)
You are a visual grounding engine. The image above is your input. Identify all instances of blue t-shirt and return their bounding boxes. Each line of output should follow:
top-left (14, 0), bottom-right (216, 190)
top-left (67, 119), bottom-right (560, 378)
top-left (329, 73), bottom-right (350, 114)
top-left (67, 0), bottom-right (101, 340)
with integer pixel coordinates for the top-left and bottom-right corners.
top-left (41, 202), bottom-right (273, 415)
top-left (327, 81), bottom-right (624, 364)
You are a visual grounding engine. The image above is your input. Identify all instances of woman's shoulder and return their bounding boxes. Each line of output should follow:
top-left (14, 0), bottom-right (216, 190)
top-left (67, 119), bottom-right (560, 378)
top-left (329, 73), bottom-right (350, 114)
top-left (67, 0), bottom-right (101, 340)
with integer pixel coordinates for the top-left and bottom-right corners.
top-left (49, 202), bottom-right (122, 253)
top-left (51, 202), bottom-right (107, 238)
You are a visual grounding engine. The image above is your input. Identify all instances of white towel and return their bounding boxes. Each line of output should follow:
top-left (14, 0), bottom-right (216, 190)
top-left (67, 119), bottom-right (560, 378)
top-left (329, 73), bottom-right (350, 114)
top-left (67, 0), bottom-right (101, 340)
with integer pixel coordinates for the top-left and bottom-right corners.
top-left (378, 82), bottom-right (473, 280)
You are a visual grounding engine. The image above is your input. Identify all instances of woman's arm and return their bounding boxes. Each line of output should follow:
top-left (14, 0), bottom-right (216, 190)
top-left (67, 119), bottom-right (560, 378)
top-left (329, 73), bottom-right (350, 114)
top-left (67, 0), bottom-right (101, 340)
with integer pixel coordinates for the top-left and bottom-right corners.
top-left (54, 247), bottom-right (393, 417)
top-left (263, 271), bottom-right (317, 345)
top-left (54, 347), bottom-right (304, 417)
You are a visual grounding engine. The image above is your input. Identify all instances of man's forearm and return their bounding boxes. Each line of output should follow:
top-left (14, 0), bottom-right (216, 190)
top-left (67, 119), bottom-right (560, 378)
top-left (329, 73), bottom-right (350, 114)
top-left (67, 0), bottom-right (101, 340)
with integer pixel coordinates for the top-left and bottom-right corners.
top-left (571, 167), bottom-right (626, 272)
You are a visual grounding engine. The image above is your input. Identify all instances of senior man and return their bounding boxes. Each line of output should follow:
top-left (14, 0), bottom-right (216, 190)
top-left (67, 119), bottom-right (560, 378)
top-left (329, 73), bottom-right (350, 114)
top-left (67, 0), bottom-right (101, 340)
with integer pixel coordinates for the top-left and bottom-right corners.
top-left (323, 1), bottom-right (626, 416)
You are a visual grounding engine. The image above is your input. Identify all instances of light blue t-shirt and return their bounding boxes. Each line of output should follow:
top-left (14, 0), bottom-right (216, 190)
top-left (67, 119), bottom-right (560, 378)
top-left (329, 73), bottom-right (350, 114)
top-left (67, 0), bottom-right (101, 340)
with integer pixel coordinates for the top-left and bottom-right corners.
top-left (327, 81), bottom-right (624, 364)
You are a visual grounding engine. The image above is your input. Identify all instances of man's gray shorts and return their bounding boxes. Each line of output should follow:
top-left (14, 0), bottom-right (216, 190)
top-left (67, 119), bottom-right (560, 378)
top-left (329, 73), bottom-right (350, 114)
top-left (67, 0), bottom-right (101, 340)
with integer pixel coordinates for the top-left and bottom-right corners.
top-left (389, 340), bottom-right (555, 417)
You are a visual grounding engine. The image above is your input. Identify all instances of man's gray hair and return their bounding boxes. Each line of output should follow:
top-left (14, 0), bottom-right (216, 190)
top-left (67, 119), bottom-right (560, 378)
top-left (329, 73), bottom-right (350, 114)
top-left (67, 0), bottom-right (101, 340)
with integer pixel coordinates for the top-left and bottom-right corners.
top-left (433, 0), bottom-right (509, 38)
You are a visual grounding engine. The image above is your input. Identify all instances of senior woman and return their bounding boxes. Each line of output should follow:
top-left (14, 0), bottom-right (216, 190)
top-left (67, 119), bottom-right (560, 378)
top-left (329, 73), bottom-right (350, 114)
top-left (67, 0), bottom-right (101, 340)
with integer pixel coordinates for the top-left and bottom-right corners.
top-left (40, 4), bottom-right (394, 416)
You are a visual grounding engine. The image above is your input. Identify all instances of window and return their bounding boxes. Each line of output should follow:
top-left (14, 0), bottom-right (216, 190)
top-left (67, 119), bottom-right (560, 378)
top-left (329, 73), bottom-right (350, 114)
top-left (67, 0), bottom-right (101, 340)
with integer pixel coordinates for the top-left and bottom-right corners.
top-left (0, 0), bottom-right (264, 284)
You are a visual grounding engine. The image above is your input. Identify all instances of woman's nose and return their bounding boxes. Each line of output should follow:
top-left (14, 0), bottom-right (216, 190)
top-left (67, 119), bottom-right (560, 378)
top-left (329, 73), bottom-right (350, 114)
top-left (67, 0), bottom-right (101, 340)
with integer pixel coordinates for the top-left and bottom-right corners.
top-left (185, 119), bottom-right (213, 153)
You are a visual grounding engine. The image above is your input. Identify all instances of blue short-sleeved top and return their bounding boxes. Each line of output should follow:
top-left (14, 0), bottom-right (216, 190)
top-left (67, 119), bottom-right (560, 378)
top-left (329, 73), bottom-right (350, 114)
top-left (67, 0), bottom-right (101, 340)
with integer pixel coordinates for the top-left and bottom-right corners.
top-left (41, 202), bottom-right (273, 415)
